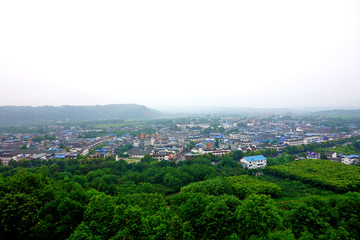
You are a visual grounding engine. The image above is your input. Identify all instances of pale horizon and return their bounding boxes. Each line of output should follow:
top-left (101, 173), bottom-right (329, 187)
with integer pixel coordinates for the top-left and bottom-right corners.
top-left (1, 0), bottom-right (360, 109)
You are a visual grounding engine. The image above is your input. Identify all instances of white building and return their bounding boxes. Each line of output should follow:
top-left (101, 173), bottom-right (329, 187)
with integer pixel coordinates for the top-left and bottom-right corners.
top-left (152, 152), bottom-right (171, 161)
top-left (0, 154), bottom-right (18, 165)
top-left (341, 155), bottom-right (359, 165)
top-left (240, 155), bottom-right (267, 169)
top-left (303, 136), bottom-right (322, 144)
top-left (284, 138), bottom-right (304, 146)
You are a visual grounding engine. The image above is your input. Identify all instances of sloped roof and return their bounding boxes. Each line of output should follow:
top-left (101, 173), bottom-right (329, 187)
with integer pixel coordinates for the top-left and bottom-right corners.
top-left (244, 155), bottom-right (267, 162)
top-left (324, 151), bottom-right (335, 155)
top-left (127, 147), bottom-right (153, 155)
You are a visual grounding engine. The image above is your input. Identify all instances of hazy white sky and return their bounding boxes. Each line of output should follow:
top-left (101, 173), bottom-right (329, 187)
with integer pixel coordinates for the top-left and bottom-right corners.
top-left (1, 0), bottom-right (359, 110)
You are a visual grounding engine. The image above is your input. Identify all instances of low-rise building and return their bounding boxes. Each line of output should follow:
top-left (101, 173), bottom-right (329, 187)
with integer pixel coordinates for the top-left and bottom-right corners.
top-left (240, 155), bottom-right (267, 169)
top-left (306, 152), bottom-right (321, 159)
top-left (0, 153), bottom-right (18, 165)
top-left (324, 151), bottom-right (337, 159)
top-left (126, 146), bottom-right (154, 159)
top-left (152, 151), bottom-right (172, 161)
top-left (284, 138), bottom-right (303, 146)
top-left (303, 136), bottom-right (322, 144)
top-left (341, 155), bottom-right (359, 165)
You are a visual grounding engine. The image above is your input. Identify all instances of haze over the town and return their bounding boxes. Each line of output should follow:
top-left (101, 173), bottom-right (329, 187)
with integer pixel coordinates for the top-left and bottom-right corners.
top-left (1, 0), bottom-right (359, 110)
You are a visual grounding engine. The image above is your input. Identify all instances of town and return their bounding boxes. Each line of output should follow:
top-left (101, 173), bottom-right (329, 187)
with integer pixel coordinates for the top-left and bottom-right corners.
top-left (1, 113), bottom-right (359, 168)
top-left (2, 0), bottom-right (360, 238)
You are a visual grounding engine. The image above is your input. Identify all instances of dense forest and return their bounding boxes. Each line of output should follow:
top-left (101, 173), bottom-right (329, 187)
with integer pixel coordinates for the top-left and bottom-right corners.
top-left (1, 153), bottom-right (360, 239)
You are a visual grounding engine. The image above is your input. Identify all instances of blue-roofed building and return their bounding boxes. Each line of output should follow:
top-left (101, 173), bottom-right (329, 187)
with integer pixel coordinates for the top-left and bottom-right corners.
top-left (342, 155), bottom-right (359, 165)
top-left (240, 155), bottom-right (267, 169)
top-left (95, 148), bottom-right (108, 152)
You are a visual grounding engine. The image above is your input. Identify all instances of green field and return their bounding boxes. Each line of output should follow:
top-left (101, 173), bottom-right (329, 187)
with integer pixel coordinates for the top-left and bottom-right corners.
top-left (123, 158), bottom-right (141, 164)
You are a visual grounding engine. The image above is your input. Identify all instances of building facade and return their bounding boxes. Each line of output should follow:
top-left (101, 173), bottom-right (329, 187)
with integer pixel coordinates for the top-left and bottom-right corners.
top-left (240, 155), bottom-right (267, 169)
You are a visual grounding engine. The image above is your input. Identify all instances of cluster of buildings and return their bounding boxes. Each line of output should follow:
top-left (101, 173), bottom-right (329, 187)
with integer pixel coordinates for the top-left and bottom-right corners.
top-left (302, 151), bottom-right (360, 165)
top-left (0, 114), bottom-right (359, 167)
top-left (0, 128), bottom-right (107, 165)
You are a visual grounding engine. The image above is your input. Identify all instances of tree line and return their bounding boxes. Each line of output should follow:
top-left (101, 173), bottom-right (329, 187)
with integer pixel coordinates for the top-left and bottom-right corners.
top-left (1, 152), bottom-right (360, 239)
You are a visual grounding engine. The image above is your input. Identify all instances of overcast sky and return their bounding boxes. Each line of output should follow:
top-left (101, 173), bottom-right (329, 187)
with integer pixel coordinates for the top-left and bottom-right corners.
top-left (0, 0), bottom-right (359, 110)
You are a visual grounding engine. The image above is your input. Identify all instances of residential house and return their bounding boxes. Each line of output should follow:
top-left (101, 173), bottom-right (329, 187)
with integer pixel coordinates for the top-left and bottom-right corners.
top-left (240, 155), bottom-right (267, 169)
top-left (202, 149), bottom-right (231, 156)
top-left (341, 155), bottom-right (359, 165)
top-left (152, 151), bottom-right (172, 161)
top-left (0, 153), bottom-right (18, 165)
top-left (127, 146), bottom-right (154, 159)
top-left (324, 151), bottom-right (337, 159)
top-left (306, 152), bottom-right (321, 159)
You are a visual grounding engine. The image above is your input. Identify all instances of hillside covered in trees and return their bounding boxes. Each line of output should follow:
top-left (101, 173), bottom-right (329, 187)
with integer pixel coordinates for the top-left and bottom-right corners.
top-left (0, 104), bottom-right (163, 126)
top-left (1, 153), bottom-right (360, 239)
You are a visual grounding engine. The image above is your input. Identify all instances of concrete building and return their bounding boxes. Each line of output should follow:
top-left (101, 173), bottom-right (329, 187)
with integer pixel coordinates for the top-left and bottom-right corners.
top-left (303, 136), bottom-right (322, 144)
top-left (240, 155), bottom-right (267, 169)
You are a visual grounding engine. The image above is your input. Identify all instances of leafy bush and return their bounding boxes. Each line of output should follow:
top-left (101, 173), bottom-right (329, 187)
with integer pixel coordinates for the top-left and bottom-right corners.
top-left (181, 175), bottom-right (281, 199)
top-left (227, 175), bottom-right (281, 199)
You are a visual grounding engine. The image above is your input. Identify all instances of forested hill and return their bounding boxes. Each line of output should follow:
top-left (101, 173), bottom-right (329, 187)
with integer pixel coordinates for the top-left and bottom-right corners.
top-left (0, 104), bottom-right (163, 126)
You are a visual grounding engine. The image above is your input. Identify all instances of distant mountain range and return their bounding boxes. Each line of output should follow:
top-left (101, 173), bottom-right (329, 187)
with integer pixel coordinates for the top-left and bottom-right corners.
top-left (162, 106), bottom-right (298, 115)
top-left (314, 109), bottom-right (360, 117)
top-left (0, 104), bottom-right (163, 126)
